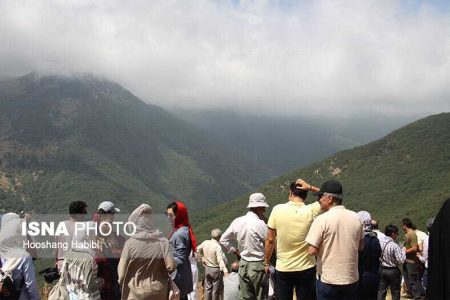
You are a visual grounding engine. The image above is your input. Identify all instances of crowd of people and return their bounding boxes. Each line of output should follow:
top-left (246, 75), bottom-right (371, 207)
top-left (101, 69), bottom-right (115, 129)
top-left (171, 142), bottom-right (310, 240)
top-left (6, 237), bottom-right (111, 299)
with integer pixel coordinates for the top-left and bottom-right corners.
top-left (0, 178), bottom-right (449, 300)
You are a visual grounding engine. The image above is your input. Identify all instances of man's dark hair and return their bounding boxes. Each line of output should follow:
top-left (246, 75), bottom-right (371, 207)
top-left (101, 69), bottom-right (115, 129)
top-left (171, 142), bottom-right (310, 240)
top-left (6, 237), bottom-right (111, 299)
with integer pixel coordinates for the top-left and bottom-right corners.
top-left (167, 202), bottom-right (178, 214)
top-left (69, 201), bottom-right (87, 218)
top-left (384, 224), bottom-right (399, 237)
top-left (289, 182), bottom-right (308, 200)
top-left (332, 196), bottom-right (343, 205)
top-left (402, 218), bottom-right (417, 230)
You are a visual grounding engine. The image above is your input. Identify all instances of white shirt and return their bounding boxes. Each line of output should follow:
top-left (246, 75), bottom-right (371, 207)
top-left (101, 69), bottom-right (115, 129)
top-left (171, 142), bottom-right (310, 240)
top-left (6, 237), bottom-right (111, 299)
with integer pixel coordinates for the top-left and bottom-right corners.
top-left (374, 229), bottom-right (386, 241)
top-left (422, 235), bottom-right (429, 268)
top-left (220, 211), bottom-right (267, 261)
top-left (415, 229), bottom-right (428, 251)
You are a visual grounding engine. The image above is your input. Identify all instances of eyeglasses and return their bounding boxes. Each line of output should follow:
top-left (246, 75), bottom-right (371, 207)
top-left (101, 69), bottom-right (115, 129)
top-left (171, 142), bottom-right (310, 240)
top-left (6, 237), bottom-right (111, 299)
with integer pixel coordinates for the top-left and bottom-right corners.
top-left (317, 194), bottom-right (326, 201)
top-left (317, 192), bottom-right (342, 201)
top-left (165, 212), bottom-right (175, 218)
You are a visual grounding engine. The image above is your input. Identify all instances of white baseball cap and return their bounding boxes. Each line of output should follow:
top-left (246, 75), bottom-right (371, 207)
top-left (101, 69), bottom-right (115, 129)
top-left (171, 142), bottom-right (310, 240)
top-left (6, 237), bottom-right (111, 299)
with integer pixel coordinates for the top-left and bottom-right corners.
top-left (247, 193), bottom-right (269, 208)
top-left (98, 201), bottom-right (120, 213)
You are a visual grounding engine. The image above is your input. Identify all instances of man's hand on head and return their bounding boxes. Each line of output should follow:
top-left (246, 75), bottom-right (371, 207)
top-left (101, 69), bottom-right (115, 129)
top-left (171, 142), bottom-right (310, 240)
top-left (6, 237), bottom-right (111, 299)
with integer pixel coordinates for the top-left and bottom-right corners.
top-left (296, 179), bottom-right (311, 191)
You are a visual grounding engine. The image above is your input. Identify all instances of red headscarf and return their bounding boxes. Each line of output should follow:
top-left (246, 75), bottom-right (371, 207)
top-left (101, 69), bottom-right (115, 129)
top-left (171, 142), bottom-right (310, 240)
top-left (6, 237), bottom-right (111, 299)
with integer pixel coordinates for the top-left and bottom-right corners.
top-left (172, 201), bottom-right (198, 253)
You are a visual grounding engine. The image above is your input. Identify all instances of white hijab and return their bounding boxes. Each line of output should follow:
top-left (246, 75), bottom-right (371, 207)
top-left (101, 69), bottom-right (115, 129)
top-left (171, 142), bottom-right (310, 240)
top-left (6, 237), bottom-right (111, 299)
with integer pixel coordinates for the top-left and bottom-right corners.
top-left (357, 210), bottom-right (373, 233)
top-left (0, 213), bottom-right (28, 274)
top-left (128, 204), bottom-right (165, 241)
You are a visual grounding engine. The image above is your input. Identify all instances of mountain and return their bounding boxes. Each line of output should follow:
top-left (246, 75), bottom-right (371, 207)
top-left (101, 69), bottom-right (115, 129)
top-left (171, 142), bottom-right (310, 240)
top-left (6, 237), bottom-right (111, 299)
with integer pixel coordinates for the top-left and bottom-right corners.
top-left (0, 73), bottom-right (272, 213)
top-left (192, 113), bottom-right (450, 240)
top-left (171, 108), bottom-right (410, 176)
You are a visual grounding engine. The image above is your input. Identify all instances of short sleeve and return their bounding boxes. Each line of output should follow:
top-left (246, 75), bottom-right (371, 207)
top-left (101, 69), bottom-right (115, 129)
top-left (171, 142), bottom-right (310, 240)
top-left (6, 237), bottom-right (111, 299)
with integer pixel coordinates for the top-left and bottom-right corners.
top-left (305, 217), bottom-right (323, 248)
top-left (267, 206), bottom-right (277, 230)
top-left (310, 201), bottom-right (321, 217)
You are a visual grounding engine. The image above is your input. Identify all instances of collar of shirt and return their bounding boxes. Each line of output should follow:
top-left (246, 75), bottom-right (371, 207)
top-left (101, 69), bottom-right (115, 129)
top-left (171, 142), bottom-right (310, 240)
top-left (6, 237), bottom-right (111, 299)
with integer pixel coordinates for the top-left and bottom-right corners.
top-left (245, 211), bottom-right (262, 220)
top-left (328, 205), bottom-right (345, 211)
top-left (287, 201), bottom-right (305, 207)
top-left (382, 235), bottom-right (395, 244)
top-left (210, 238), bottom-right (220, 245)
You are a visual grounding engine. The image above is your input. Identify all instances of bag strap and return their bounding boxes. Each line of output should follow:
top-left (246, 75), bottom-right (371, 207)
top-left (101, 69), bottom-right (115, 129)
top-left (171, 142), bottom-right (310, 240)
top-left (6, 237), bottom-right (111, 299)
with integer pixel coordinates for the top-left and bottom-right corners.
top-left (55, 261), bottom-right (75, 287)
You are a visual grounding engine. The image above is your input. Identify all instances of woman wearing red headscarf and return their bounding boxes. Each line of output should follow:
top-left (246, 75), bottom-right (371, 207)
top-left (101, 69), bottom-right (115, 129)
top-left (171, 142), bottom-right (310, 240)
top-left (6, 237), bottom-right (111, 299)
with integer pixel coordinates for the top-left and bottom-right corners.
top-left (166, 201), bottom-right (198, 300)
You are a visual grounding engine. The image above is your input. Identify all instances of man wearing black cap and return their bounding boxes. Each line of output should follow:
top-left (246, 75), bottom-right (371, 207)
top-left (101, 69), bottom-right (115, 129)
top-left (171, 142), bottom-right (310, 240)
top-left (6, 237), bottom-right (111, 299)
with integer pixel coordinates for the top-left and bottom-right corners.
top-left (305, 180), bottom-right (364, 300)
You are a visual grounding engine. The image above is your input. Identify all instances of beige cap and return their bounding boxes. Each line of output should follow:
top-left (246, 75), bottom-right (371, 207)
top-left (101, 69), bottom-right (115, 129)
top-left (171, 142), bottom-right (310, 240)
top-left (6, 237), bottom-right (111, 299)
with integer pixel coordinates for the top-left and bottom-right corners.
top-left (247, 193), bottom-right (269, 208)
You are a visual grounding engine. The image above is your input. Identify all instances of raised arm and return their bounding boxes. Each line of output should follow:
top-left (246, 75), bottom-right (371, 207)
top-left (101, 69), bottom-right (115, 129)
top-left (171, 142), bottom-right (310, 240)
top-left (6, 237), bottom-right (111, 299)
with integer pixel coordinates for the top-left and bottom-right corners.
top-left (295, 178), bottom-right (320, 193)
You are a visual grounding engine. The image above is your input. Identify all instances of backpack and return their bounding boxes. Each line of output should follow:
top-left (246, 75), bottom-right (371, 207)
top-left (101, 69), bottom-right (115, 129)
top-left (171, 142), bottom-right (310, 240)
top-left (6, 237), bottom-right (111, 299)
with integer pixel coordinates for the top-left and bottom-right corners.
top-left (0, 273), bottom-right (22, 300)
top-left (0, 260), bottom-right (24, 300)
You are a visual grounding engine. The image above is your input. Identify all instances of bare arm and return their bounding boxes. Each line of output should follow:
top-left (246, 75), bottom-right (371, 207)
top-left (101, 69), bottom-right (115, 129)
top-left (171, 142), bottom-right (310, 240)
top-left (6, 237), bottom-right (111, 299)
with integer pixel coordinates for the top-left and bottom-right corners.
top-left (404, 245), bottom-right (418, 254)
top-left (296, 178), bottom-right (320, 193)
top-left (404, 232), bottom-right (419, 254)
top-left (308, 245), bottom-right (319, 256)
top-left (264, 228), bottom-right (276, 271)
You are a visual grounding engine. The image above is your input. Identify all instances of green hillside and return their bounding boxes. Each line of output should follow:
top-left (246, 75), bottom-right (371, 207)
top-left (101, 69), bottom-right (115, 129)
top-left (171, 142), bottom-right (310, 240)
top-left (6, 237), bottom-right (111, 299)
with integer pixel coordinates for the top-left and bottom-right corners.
top-left (0, 73), bottom-right (271, 213)
top-left (192, 113), bottom-right (450, 240)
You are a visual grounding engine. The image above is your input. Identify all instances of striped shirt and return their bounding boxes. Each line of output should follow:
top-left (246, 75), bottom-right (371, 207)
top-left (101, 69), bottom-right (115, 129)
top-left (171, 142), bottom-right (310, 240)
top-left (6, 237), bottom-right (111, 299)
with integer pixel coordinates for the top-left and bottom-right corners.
top-left (223, 272), bottom-right (239, 300)
top-left (379, 236), bottom-right (406, 268)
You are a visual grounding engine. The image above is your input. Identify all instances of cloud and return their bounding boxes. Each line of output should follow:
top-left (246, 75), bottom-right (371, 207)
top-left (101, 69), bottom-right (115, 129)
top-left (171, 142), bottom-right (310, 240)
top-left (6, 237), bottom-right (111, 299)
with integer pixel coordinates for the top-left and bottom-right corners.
top-left (1, 0), bottom-right (450, 117)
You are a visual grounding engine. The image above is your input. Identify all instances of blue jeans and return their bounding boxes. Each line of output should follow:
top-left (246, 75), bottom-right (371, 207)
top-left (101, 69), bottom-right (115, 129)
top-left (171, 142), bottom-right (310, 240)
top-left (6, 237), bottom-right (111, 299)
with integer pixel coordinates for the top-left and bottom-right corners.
top-left (316, 278), bottom-right (358, 300)
top-left (276, 267), bottom-right (316, 300)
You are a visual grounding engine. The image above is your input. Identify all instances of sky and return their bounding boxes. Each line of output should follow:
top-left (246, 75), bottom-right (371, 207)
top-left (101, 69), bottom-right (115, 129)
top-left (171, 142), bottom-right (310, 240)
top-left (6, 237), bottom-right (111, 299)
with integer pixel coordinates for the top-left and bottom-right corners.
top-left (1, 0), bottom-right (450, 118)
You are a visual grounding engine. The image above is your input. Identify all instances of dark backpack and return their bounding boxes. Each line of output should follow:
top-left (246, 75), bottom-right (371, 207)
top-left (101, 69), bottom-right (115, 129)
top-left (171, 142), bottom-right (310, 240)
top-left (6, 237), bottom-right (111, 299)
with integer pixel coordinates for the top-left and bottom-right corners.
top-left (0, 260), bottom-right (24, 300)
top-left (0, 275), bottom-right (21, 300)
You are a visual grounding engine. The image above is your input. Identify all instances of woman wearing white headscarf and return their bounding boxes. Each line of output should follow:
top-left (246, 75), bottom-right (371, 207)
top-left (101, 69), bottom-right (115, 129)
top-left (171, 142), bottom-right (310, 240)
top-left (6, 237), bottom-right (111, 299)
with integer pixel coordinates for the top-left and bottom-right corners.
top-left (58, 221), bottom-right (101, 300)
top-left (118, 204), bottom-right (176, 300)
top-left (0, 213), bottom-right (40, 300)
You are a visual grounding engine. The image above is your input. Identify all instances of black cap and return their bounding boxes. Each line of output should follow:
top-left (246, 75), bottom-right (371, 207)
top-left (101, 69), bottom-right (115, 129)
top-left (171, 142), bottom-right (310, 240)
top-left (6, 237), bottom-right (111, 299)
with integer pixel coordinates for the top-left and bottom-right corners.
top-left (314, 180), bottom-right (343, 197)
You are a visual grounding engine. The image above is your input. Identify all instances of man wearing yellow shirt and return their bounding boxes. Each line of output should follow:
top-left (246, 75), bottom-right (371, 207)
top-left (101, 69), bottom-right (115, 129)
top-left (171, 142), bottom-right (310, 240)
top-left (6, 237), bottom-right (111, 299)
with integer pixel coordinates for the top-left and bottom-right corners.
top-left (265, 178), bottom-right (322, 300)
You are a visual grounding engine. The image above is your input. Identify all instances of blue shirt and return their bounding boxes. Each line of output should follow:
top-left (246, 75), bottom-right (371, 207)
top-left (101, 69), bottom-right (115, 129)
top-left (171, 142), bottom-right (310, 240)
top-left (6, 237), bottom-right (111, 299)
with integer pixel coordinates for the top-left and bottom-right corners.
top-left (169, 226), bottom-right (193, 298)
